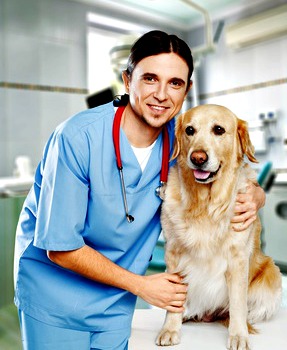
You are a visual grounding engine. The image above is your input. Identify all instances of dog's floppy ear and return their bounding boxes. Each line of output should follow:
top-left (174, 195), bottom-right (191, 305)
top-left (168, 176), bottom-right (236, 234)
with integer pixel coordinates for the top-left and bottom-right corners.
top-left (237, 118), bottom-right (258, 163)
top-left (171, 115), bottom-right (182, 160)
top-left (171, 139), bottom-right (180, 160)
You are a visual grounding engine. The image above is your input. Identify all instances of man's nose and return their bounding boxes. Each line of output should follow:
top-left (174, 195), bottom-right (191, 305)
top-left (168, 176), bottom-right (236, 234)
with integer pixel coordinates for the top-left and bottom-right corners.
top-left (153, 83), bottom-right (168, 101)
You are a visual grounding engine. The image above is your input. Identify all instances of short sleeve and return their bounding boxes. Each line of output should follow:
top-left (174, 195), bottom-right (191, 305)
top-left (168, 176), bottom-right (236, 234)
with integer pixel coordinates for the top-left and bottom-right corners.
top-left (34, 129), bottom-right (89, 251)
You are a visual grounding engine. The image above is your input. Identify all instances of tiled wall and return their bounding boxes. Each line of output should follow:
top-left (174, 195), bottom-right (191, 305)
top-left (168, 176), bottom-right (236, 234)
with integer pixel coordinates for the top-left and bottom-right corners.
top-left (0, 0), bottom-right (88, 177)
top-left (0, 0), bottom-right (176, 178)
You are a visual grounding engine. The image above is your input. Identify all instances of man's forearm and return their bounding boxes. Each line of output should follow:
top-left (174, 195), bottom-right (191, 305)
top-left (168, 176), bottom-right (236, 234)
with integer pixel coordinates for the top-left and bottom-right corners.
top-left (47, 245), bottom-right (141, 295)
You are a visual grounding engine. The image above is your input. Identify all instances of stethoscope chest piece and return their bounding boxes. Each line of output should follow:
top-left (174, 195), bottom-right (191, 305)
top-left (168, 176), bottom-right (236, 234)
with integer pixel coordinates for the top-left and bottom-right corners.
top-left (155, 181), bottom-right (167, 201)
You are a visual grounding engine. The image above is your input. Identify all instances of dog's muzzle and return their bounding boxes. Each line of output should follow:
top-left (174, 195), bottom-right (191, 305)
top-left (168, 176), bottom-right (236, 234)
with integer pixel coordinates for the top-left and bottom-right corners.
top-left (193, 165), bottom-right (221, 182)
top-left (189, 150), bottom-right (221, 183)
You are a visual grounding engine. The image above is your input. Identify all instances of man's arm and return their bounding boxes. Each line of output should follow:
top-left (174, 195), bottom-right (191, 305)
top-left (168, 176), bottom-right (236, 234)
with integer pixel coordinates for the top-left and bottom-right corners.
top-left (47, 245), bottom-right (187, 312)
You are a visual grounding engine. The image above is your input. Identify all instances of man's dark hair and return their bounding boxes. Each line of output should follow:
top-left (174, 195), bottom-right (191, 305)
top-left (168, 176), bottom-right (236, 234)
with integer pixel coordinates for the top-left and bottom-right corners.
top-left (126, 30), bottom-right (194, 87)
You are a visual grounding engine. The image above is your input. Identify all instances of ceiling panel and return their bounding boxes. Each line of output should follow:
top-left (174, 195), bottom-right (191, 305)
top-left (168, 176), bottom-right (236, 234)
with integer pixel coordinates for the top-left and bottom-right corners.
top-left (111, 0), bottom-right (240, 24)
top-left (68, 0), bottom-right (280, 30)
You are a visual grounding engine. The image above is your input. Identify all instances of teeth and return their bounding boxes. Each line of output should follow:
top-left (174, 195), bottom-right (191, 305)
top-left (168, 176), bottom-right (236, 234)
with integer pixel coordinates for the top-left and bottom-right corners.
top-left (151, 105), bottom-right (165, 111)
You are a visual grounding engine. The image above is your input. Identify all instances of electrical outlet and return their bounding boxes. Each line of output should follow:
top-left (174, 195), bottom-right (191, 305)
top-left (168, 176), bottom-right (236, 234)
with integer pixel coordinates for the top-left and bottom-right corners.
top-left (258, 111), bottom-right (277, 123)
top-left (265, 111), bottom-right (277, 122)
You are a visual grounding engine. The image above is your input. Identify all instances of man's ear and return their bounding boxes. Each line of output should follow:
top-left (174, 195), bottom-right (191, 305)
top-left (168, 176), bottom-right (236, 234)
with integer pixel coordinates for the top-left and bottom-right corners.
top-left (185, 80), bottom-right (193, 96)
top-left (122, 71), bottom-right (130, 94)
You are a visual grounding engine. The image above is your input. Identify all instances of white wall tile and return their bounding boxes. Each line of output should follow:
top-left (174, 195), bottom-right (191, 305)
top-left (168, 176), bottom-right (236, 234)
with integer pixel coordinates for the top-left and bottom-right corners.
top-left (0, 5), bottom-right (4, 82)
top-left (0, 141), bottom-right (8, 177)
top-left (39, 39), bottom-right (73, 87)
top-left (4, 33), bottom-right (41, 84)
top-left (39, 40), bottom-right (86, 88)
top-left (5, 88), bottom-right (42, 174)
top-left (201, 34), bottom-right (287, 95)
top-left (69, 93), bottom-right (87, 117)
top-left (69, 44), bottom-right (87, 88)
top-left (6, 89), bottom-right (42, 144)
top-left (3, 0), bottom-right (41, 36)
top-left (0, 89), bottom-right (8, 176)
top-left (0, 90), bottom-right (6, 138)
top-left (39, 0), bottom-right (87, 44)
top-left (40, 91), bottom-right (72, 142)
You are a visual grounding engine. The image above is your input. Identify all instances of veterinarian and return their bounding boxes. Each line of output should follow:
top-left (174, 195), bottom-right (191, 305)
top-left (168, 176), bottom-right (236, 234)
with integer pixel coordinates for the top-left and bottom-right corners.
top-left (14, 30), bottom-right (265, 350)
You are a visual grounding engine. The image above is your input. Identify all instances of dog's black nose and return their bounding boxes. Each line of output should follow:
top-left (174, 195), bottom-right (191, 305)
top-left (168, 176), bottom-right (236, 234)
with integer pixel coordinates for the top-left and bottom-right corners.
top-left (190, 150), bottom-right (208, 166)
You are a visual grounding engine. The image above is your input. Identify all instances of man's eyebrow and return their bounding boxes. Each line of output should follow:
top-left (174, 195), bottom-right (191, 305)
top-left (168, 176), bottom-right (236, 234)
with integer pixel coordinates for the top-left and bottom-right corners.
top-left (171, 77), bottom-right (186, 84)
top-left (141, 72), bottom-right (186, 83)
top-left (141, 72), bottom-right (158, 78)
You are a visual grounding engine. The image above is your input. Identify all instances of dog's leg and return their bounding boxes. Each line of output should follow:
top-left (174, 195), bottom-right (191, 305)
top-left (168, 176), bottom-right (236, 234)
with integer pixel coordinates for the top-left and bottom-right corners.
top-left (248, 255), bottom-right (282, 323)
top-left (156, 311), bottom-right (183, 346)
top-left (156, 242), bottom-right (184, 346)
top-left (226, 251), bottom-right (250, 350)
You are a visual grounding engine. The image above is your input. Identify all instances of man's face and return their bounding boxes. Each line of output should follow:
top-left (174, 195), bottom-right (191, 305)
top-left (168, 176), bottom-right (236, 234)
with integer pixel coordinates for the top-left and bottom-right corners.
top-left (122, 52), bottom-right (191, 130)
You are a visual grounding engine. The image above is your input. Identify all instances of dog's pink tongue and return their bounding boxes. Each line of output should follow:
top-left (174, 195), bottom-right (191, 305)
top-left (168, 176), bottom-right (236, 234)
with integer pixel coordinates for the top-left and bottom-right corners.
top-left (194, 169), bottom-right (210, 180)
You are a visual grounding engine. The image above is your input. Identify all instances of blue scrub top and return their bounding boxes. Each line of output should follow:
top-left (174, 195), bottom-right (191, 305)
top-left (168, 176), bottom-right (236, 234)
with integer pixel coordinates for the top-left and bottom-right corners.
top-left (14, 102), bottom-right (175, 332)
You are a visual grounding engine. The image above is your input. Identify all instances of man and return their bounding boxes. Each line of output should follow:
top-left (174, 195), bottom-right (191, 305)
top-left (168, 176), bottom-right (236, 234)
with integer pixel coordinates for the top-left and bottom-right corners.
top-left (14, 30), bottom-right (265, 350)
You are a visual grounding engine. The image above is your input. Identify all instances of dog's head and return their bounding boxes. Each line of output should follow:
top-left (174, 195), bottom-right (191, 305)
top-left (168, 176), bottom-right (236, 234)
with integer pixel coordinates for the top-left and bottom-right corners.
top-left (173, 104), bottom-right (258, 184)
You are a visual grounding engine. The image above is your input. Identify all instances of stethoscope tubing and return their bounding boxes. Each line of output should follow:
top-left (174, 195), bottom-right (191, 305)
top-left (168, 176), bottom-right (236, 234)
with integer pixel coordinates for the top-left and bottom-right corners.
top-left (112, 105), bottom-right (170, 222)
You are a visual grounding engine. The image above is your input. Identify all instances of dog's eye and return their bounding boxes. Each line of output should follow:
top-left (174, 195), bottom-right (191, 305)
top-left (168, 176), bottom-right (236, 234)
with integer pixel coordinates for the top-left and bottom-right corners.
top-left (185, 126), bottom-right (195, 136)
top-left (213, 125), bottom-right (225, 135)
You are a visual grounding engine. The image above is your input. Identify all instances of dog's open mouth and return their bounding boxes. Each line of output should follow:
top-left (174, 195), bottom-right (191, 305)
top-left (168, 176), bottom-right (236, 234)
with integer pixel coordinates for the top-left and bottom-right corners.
top-left (193, 166), bottom-right (221, 182)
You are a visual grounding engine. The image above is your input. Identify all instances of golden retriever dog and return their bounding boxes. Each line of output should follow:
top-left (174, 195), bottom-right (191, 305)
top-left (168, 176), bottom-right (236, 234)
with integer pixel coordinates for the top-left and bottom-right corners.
top-left (156, 104), bottom-right (282, 349)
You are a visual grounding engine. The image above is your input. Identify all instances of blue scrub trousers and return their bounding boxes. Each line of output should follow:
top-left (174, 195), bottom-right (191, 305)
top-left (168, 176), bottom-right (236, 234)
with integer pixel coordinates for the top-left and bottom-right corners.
top-left (18, 310), bottom-right (129, 350)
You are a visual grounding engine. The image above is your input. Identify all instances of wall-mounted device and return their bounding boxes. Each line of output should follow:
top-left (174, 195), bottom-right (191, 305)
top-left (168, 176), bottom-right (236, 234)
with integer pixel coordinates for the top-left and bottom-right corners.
top-left (249, 121), bottom-right (267, 154)
top-left (226, 4), bottom-right (287, 49)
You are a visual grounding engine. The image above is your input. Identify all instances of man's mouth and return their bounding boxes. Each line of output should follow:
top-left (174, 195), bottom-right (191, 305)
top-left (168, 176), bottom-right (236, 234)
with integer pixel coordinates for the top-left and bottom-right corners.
top-left (193, 166), bottom-right (221, 182)
top-left (148, 104), bottom-right (168, 112)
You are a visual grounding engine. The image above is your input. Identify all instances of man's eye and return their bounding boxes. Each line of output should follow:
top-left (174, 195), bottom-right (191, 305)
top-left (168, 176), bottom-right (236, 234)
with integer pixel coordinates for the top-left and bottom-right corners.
top-left (185, 126), bottom-right (195, 136)
top-left (144, 76), bottom-right (155, 82)
top-left (213, 125), bottom-right (225, 135)
top-left (171, 80), bottom-right (183, 88)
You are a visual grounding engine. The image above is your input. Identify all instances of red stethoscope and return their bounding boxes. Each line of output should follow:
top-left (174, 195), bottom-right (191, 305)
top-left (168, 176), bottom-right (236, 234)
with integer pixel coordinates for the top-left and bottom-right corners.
top-left (112, 105), bottom-right (170, 223)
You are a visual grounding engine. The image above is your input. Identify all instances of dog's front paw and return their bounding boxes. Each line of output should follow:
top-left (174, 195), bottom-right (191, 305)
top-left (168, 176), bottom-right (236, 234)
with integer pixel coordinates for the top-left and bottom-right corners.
top-left (227, 335), bottom-right (250, 350)
top-left (156, 329), bottom-right (180, 346)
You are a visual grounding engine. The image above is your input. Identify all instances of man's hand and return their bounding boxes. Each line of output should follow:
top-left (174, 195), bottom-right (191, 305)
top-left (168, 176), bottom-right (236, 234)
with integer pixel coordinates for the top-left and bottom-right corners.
top-left (135, 273), bottom-right (187, 312)
top-left (231, 181), bottom-right (265, 232)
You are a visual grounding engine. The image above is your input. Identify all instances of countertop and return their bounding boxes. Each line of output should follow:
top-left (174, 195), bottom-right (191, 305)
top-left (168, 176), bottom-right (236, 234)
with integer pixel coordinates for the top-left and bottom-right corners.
top-left (274, 172), bottom-right (287, 185)
top-left (130, 308), bottom-right (287, 350)
top-left (0, 176), bottom-right (33, 197)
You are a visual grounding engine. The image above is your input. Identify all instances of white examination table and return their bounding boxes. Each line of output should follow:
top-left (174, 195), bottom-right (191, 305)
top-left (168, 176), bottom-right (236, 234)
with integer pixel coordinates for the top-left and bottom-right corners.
top-left (130, 308), bottom-right (287, 349)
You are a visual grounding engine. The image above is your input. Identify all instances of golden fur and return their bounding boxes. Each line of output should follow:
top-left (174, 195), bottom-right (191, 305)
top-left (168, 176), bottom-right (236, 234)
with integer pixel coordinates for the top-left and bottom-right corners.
top-left (156, 104), bottom-right (282, 349)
